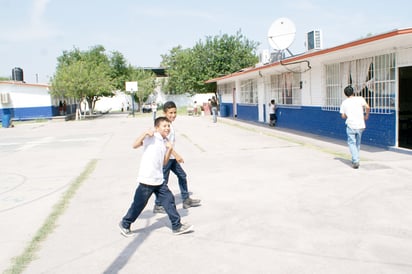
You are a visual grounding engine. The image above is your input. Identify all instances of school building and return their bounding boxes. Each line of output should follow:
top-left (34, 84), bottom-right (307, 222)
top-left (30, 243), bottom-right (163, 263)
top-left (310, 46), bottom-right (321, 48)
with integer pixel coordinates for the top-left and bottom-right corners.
top-left (207, 28), bottom-right (412, 150)
top-left (0, 67), bottom-right (168, 126)
top-left (0, 80), bottom-right (76, 125)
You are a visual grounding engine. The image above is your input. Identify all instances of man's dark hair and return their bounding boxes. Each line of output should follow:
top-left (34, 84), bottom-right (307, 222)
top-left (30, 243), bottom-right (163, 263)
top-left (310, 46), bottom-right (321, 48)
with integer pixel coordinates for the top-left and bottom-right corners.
top-left (344, 85), bottom-right (354, 97)
top-left (154, 116), bottom-right (170, 127)
top-left (163, 101), bottom-right (177, 112)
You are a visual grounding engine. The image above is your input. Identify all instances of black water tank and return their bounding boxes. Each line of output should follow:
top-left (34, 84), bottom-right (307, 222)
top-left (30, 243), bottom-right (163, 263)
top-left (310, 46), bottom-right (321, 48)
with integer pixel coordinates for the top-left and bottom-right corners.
top-left (12, 67), bottom-right (24, 81)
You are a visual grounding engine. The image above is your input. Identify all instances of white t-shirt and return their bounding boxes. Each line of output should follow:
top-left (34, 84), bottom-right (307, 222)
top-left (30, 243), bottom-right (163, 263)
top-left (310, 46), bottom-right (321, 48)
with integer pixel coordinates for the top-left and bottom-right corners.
top-left (339, 96), bottom-right (368, 129)
top-left (137, 132), bottom-right (166, 186)
top-left (269, 103), bottom-right (276, 114)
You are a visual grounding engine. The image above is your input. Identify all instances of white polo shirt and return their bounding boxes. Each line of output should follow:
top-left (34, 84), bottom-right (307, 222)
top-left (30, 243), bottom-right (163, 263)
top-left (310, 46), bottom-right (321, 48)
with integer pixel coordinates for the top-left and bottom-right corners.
top-left (168, 124), bottom-right (176, 160)
top-left (137, 132), bottom-right (166, 186)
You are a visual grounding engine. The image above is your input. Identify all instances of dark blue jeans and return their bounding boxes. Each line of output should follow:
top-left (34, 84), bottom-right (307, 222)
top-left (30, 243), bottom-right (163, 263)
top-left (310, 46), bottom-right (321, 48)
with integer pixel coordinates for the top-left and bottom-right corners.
top-left (122, 182), bottom-right (181, 230)
top-left (155, 159), bottom-right (189, 205)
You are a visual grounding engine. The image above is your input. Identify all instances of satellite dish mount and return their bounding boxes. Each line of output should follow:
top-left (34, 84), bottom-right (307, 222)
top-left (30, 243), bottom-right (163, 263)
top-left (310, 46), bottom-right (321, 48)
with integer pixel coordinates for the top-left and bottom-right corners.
top-left (267, 17), bottom-right (296, 61)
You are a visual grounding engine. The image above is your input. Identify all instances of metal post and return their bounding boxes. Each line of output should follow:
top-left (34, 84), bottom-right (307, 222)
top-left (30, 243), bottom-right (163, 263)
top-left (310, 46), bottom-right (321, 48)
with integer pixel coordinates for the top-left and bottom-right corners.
top-left (131, 90), bottom-right (135, 117)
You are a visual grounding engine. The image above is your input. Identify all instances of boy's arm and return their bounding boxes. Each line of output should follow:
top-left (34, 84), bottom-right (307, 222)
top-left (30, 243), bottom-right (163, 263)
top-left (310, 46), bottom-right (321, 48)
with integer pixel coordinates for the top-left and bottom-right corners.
top-left (132, 129), bottom-right (154, 149)
top-left (340, 105), bottom-right (347, 119)
top-left (171, 150), bottom-right (184, 163)
top-left (364, 103), bottom-right (371, 120)
top-left (164, 141), bottom-right (174, 165)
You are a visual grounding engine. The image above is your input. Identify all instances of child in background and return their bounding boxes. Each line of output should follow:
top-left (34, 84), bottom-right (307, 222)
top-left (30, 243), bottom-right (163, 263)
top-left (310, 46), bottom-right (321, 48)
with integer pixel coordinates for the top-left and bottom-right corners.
top-left (268, 99), bottom-right (277, 127)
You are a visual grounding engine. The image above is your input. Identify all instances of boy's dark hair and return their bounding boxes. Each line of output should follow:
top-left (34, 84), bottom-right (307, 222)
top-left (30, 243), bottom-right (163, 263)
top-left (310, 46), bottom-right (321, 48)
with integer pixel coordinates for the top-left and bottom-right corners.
top-left (163, 101), bottom-right (177, 112)
top-left (344, 85), bottom-right (354, 97)
top-left (154, 116), bottom-right (170, 127)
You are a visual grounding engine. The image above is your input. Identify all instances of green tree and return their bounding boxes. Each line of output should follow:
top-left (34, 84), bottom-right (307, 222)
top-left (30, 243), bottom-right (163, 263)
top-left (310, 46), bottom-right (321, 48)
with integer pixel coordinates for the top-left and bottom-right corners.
top-left (109, 51), bottom-right (131, 91)
top-left (161, 46), bottom-right (194, 94)
top-left (161, 30), bottom-right (259, 94)
top-left (50, 45), bottom-right (115, 119)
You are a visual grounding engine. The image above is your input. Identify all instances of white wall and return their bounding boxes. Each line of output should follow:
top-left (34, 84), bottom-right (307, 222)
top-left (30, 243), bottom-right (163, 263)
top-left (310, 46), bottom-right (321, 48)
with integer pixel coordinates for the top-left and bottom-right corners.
top-left (94, 91), bottom-right (132, 112)
top-left (0, 82), bottom-right (51, 108)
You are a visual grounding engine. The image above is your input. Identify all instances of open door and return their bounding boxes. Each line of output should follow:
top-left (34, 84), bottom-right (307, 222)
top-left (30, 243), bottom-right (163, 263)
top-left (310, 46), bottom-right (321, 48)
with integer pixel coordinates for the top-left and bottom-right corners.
top-left (398, 66), bottom-right (412, 149)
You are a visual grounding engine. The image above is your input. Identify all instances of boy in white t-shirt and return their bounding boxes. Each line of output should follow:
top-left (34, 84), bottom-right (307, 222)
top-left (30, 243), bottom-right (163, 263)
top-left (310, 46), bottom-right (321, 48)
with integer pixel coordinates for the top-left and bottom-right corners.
top-left (153, 101), bottom-right (201, 213)
top-left (119, 116), bottom-right (193, 236)
top-left (339, 85), bottom-right (370, 169)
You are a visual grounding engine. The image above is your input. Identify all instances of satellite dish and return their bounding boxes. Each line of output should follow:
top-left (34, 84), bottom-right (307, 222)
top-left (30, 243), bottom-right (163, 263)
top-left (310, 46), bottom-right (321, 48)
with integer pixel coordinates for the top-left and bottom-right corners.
top-left (267, 17), bottom-right (296, 51)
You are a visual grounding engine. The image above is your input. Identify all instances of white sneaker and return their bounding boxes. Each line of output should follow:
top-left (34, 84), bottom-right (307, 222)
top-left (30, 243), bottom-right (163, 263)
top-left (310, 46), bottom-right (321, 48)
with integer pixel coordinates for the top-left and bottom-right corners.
top-left (173, 223), bottom-right (194, 235)
top-left (118, 222), bottom-right (135, 237)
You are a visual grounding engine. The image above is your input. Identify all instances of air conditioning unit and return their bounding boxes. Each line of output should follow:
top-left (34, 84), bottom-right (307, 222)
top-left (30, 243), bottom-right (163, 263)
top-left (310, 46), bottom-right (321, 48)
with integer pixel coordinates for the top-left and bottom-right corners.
top-left (270, 51), bottom-right (285, 62)
top-left (1, 93), bottom-right (10, 104)
top-left (306, 30), bottom-right (322, 51)
top-left (259, 49), bottom-right (270, 64)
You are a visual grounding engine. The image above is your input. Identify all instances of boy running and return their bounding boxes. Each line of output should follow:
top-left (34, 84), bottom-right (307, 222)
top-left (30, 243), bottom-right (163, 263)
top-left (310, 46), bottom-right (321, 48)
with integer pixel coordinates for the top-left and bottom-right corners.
top-left (153, 101), bottom-right (201, 213)
top-left (119, 116), bottom-right (193, 236)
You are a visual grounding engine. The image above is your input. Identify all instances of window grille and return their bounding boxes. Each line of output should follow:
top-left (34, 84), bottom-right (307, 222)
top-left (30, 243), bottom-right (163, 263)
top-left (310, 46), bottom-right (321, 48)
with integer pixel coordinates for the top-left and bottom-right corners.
top-left (323, 53), bottom-right (395, 114)
top-left (267, 72), bottom-right (302, 105)
top-left (240, 79), bottom-right (258, 104)
top-left (217, 83), bottom-right (232, 96)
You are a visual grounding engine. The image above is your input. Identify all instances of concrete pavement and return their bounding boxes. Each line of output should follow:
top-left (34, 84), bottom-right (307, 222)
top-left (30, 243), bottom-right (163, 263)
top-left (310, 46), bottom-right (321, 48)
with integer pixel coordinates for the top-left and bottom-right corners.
top-left (1, 113), bottom-right (412, 274)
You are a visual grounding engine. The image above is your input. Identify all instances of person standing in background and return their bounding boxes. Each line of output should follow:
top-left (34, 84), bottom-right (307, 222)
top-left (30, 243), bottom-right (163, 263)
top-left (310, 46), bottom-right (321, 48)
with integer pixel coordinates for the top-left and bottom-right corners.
top-left (193, 101), bottom-right (198, 116)
top-left (210, 96), bottom-right (218, 123)
top-left (268, 99), bottom-right (277, 127)
top-left (151, 102), bottom-right (157, 121)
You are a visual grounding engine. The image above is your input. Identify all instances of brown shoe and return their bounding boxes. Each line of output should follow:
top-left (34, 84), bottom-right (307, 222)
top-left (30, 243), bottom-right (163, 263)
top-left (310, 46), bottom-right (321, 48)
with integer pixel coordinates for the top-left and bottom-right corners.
top-left (183, 197), bottom-right (201, 209)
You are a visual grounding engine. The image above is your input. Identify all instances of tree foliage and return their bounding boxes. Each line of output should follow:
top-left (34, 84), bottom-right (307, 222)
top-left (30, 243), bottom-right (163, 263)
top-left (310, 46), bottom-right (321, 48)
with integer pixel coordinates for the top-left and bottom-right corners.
top-left (50, 45), bottom-right (115, 114)
top-left (50, 45), bottom-right (157, 115)
top-left (161, 30), bottom-right (259, 94)
top-left (110, 51), bottom-right (130, 91)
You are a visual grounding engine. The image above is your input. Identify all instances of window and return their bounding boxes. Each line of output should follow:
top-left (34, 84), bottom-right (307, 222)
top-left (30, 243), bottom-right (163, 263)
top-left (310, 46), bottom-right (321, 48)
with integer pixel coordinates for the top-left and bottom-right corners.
top-left (373, 54), bottom-right (396, 113)
top-left (324, 63), bottom-right (341, 111)
top-left (217, 83), bottom-right (233, 96)
top-left (240, 79), bottom-right (258, 104)
top-left (323, 53), bottom-right (395, 114)
top-left (268, 72), bottom-right (301, 105)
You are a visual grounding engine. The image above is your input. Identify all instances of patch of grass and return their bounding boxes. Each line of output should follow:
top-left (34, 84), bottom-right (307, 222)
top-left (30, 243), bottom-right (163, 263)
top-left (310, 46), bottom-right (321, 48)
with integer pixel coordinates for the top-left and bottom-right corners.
top-left (3, 159), bottom-right (98, 274)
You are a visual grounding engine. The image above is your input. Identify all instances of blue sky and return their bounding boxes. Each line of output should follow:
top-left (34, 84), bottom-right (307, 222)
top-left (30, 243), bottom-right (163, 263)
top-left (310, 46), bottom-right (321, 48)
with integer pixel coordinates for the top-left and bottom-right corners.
top-left (0, 0), bottom-right (411, 84)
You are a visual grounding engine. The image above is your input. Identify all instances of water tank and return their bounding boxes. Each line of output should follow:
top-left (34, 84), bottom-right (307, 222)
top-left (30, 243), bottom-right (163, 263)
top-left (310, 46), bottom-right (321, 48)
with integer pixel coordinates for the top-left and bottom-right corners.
top-left (12, 67), bottom-right (24, 82)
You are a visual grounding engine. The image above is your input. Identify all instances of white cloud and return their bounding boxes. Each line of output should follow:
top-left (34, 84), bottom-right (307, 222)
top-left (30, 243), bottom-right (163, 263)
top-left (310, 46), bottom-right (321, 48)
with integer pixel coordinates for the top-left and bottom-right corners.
top-left (31, 0), bottom-right (50, 25)
top-left (0, 0), bottom-right (60, 42)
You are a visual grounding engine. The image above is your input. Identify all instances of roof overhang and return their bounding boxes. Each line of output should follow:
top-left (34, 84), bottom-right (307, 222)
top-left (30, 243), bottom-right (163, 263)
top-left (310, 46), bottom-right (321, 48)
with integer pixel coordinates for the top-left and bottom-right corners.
top-left (206, 28), bottom-right (412, 84)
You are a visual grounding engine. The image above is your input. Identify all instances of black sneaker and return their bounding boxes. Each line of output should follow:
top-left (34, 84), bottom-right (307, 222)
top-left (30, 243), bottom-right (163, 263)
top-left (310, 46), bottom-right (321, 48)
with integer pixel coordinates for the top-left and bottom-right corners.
top-left (352, 162), bottom-right (360, 169)
top-left (183, 197), bottom-right (201, 209)
top-left (153, 205), bottom-right (166, 214)
top-left (173, 223), bottom-right (194, 235)
top-left (118, 222), bottom-right (134, 237)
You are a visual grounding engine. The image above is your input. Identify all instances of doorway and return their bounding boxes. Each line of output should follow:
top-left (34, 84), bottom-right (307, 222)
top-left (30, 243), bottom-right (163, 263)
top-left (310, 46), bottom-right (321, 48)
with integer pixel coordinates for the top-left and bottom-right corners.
top-left (398, 66), bottom-right (412, 149)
